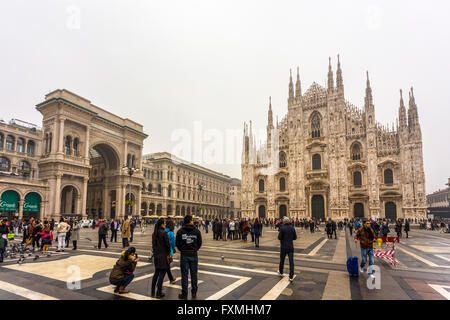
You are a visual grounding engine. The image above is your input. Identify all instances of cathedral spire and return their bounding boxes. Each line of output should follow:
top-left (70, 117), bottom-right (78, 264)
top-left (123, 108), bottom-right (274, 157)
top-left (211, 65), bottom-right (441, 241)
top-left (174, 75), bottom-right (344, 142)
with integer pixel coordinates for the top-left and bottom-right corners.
top-left (364, 71), bottom-right (373, 108)
top-left (295, 67), bottom-right (302, 98)
top-left (327, 57), bottom-right (334, 91)
top-left (399, 89), bottom-right (407, 129)
top-left (289, 69), bottom-right (294, 100)
top-left (336, 54), bottom-right (343, 91)
top-left (268, 96), bottom-right (274, 129)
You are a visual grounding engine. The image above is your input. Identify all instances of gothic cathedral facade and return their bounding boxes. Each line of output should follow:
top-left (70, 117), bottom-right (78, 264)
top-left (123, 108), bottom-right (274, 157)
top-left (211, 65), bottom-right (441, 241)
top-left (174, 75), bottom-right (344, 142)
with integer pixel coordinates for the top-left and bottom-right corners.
top-left (241, 57), bottom-right (427, 221)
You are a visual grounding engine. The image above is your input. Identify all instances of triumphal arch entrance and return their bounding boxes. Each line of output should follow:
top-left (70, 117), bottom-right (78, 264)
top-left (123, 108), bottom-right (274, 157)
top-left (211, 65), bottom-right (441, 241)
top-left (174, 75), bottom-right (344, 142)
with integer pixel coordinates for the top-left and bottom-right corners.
top-left (36, 89), bottom-right (147, 220)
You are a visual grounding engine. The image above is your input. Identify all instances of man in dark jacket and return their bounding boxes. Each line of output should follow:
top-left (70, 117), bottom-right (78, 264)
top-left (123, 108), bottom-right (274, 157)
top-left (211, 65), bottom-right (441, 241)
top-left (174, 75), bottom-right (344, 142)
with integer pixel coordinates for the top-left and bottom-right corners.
top-left (278, 217), bottom-right (297, 281)
top-left (110, 218), bottom-right (119, 242)
top-left (176, 214), bottom-right (202, 300)
top-left (98, 220), bottom-right (109, 249)
top-left (129, 219), bottom-right (136, 243)
top-left (331, 219), bottom-right (337, 239)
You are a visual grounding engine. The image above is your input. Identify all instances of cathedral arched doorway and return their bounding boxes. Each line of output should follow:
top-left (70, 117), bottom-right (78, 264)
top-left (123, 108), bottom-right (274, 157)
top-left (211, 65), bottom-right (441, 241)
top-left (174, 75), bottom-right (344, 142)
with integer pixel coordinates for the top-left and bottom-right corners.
top-left (87, 143), bottom-right (120, 219)
top-left (311, 195), bottom-right (325, 220)
top-left (385, 202), bottom-right (397, 221)
top-left (279, 204), bottom-right (287, 219)
top-left (258, 205), bottom-right (266, 219)
top-left (354, 203), bottom-right (364, 218)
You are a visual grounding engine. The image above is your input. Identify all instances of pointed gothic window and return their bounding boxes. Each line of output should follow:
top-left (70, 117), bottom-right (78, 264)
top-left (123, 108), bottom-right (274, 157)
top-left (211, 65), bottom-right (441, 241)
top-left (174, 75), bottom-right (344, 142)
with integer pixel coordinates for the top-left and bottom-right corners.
top-left (311, 113), bottom-right (321, 138)
top-left (384, 169), bottom-right (393, 185)
top-left (353, 171), bottom-right (362, 186)
top-left (279, 151), bottom-right (287, 168)
top-left (351, 143), bottom-right (362, 160)
top-left (280, 177), bottom-right (286, 191)
top-left (259, 179), bottom-right (265, 193)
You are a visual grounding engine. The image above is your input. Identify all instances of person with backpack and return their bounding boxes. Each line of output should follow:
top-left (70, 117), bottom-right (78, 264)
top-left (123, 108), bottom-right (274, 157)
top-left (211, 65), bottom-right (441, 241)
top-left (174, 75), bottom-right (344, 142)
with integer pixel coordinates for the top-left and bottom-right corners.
top-left (404, 220), bottom-right (410, 238)
top-left (354, 220), bottom-right (376, 278)
top-left (98, 219), bottom-right (109, 249)
top-left (348, 219), bottom-right (354, 236)
top-left (380, 220), bottom-right (390, 237)
top-left (176, 214), bottom-right (202, 300)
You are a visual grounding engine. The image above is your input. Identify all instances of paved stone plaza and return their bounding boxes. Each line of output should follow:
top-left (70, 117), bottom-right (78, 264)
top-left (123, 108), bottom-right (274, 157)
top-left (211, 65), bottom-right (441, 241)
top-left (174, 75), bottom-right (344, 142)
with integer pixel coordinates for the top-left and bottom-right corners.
top-left (1, 225), bottom-right (449, 300)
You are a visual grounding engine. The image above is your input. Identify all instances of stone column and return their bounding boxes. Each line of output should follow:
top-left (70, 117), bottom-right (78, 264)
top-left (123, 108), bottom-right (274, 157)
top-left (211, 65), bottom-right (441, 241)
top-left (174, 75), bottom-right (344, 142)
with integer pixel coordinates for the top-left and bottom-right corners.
top-left (18, 200), bottom-right (24, 220)
top-left (137, 188), bottom-right (142, 217)
top-left (84, 126), bottom-right (90, 165)
top-left (115, 186), bottom-right (122, 219)
top-left (58, 117), bottom-right (65, 155)
top-left (81, 177), bottom-right (88, 219)
top-left (102, 187), bottom-right (108, 218)
top-left (40, 201), bottom-right (45, 220)
top-left (54, 173), bottom-right (63, 218)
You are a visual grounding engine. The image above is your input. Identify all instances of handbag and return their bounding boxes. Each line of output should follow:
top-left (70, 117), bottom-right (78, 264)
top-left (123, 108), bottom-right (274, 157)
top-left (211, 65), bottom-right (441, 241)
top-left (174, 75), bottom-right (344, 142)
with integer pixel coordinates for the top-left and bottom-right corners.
top-left (167, 254), bottom-right (173, 265)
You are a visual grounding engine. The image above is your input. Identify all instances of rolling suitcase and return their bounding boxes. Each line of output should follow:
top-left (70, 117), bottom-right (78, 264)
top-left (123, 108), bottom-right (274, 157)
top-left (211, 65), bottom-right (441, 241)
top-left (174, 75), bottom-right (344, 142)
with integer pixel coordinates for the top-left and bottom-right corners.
top-left (347, 256), bottom-right (359, 276)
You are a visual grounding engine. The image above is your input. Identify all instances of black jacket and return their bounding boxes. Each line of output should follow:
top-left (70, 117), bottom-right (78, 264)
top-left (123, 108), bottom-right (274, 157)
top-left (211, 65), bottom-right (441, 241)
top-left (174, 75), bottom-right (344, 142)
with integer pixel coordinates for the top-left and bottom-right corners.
top-left (176, 224), bottom-right (202, 257)
top-left (152, 228), bottom-right (170, 269)
top-left (278, 224), bottom-right (297, 251)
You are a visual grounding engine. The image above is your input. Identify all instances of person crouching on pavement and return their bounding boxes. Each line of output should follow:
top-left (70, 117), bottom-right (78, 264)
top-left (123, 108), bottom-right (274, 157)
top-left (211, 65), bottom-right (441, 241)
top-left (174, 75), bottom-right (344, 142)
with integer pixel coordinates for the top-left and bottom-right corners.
top-left (354, 220), bottom-right (376, 278)
top-left (109, 246), bottom-right (138, 294)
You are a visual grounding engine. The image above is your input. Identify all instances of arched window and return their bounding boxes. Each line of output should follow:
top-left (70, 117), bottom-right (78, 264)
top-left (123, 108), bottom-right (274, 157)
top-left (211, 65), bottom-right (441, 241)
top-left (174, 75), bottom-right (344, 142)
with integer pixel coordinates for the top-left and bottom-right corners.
top-left (279, 151), bottom-right (287, 168)
top-left (18, 160), bottom-right (31, 177)
top-left (131, 155), bottom-right (136, 168)
top-left (168, 185), bottom-right (172, 197)
top-left (148, 184), bottom-right (152, 193)
top-left (158, 184), bottom-right (162, 195)
top-left (280, 177), bottom-right (286, 191)
top-left (127, 154), bottom-right (131, 167)
top-left (351, 143), bottom-right (362, 160)
top-left (259, 179), bottom-right (265, 193)
top-left (16, 138), bottom-right (25, 153)
top-left (311, 113), bottom-right (321, 138)
top-left (151, 170), bottom-right (154, 179)
top-left (0, 133), bottom-right (4, 149)
top-left (49, 133), bottom-right (53, 152)
top-left (0, 157), bottom-right (10, 171)
top-left (384, 169), bottom-right (393, 185)
top-left (73, 138), bottom-right (79, 156)
top-left (312, 154), bottom-right (321, 170)
top-left (142, 182), bottom-right (146, 191)
top-left (65, 136), bottom-right (72, 155)
top-left (353, 171), bottom-right (362, 186)
top-left (27, 140), bottom-right (35, 156)
top-left (6, 135), bottom-right (14, 151)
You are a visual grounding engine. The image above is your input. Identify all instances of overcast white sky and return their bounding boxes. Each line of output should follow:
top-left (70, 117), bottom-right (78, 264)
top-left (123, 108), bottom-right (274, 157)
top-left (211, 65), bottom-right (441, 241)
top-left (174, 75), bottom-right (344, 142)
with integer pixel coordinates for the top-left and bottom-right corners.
top-left (1, 0), bottom-right (449, 194)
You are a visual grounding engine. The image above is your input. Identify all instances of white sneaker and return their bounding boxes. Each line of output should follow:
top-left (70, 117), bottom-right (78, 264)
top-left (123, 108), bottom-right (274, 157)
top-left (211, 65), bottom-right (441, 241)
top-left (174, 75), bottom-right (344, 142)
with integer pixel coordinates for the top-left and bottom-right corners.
top-left (277, 270), bottom-right (283, 277)
top-left (289, 277), bottom-right (294, 282)
top-left (369, 273), bottom-right (375, 279)
top-left (359, 267), bottom-right (364, 273)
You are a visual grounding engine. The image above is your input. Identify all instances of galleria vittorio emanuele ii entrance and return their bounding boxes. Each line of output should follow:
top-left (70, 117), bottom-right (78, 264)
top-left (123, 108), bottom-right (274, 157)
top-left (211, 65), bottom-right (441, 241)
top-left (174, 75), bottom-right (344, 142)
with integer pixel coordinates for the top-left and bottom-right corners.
top-left (36, 89), bottom-right (147, 220)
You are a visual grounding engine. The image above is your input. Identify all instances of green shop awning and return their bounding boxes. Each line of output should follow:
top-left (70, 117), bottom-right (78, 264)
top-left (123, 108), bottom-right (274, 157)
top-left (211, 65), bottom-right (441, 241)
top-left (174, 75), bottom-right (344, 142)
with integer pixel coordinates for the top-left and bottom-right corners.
top-left (24, 192), bottom-right (41, 213)
top-left (0, 190), bottom-right (19, 212)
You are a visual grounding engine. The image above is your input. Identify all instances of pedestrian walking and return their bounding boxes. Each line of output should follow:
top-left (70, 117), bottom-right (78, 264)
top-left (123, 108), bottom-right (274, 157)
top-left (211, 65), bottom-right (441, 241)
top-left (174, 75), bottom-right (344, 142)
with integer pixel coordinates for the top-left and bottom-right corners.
top-left (395, 220), bottom-right (402, 238)
top-left (0, 233), bottom-right (7, 263)
top-left (222, 219), bottom-right (228, 241)
top-left (109, 246), bottom-right (138, 294)
top-left (151, 218), bottom-right (170, 299)
top-left (176, 214), bottom-right (202, 300)
top-left (404, 220), bottom-right (410, 238)
top-left (355, 220), bottom-right (376, 278)
top-left (348, 220), bottom-right (354, 236)
top-left (130, 218), bottom-right (136, 243)
top-left (165, 219), bottom-right (178, 284)
top-left (98, 219), bottom-right (109, 249)
top-left (253, 218), bottom-right (262, 247)
top-left (326, 219), bottom-right (332, 239)
top-left (110, 218), bottom-right (119, 242)
top-left (242, 220), bottom-right (250, 241)
top-left (331, 219), bottom-right (337, 239)
top-left (121, 215), bottom-right (131, 248)
top-left (56, 218), bottom-right (70, 252)
top-left (278, 217), bottom-right (297, 282)
top-left (380, 220), bottom-right (390, 237)
top-left (71, 220), bottom-right (80, 250)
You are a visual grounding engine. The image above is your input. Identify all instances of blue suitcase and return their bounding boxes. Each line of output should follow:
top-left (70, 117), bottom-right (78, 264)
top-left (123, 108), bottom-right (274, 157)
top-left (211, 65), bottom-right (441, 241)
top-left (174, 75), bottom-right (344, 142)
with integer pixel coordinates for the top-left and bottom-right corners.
top-left (347, 256), bottom-right (359, 276)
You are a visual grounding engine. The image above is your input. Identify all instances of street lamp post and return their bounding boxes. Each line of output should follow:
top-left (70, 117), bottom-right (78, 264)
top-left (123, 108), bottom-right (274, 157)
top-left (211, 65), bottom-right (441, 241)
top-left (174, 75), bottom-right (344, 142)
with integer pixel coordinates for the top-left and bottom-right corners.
top-left (198, 183), bottom-right (205, 218)
top-left (122, 165), bottom-right (139, 218)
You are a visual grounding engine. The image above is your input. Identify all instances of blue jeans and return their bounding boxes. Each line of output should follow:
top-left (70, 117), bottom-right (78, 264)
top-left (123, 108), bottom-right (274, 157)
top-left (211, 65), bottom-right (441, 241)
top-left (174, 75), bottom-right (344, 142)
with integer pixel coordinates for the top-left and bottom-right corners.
top-left (360, 248), bottom-right (374, 269)
top-left (111, 273), bottom-right (135, 288)
top-left (180, 256), bottom-right (198, 297)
